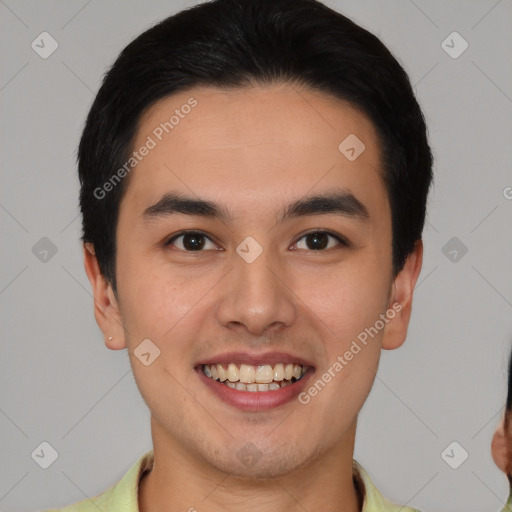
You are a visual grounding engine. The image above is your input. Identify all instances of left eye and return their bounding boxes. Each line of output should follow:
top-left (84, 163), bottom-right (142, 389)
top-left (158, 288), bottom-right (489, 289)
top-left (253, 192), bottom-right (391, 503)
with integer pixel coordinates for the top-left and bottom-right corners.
top-left (292, 231), bottom-right (346, 251)
top-left (165, 231), bottom-right (218, 251)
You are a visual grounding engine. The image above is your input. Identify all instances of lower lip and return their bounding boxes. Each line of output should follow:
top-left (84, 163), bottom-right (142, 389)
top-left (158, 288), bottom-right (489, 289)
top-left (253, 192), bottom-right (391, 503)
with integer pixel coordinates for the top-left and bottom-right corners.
top-left (196, 367), bottom-right (314, 411)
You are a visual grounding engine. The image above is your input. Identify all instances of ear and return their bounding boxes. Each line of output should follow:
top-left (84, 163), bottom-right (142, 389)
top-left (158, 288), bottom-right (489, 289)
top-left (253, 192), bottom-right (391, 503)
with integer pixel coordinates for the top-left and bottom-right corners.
top-left (382, 239), bottom-right (423, 350)
top-left (83, 243), bottom-right (126, 350)
top-left (492, 415), bottom-right (510, 474)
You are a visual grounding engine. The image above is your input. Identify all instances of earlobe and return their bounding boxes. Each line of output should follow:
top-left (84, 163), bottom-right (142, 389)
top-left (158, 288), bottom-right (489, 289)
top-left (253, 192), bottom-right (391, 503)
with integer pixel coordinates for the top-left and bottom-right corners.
top-left (492, 415), bottom-right (510, 474)
top-left (83, 243), bottom-right (126, 350)
top-left (381, 240), bottom-right (423, 350)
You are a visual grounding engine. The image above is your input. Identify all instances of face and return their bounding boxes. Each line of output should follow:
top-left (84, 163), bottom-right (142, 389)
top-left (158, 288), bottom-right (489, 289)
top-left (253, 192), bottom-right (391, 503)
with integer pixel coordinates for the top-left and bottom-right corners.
top-left (86, 83), bottom-right (422, 478)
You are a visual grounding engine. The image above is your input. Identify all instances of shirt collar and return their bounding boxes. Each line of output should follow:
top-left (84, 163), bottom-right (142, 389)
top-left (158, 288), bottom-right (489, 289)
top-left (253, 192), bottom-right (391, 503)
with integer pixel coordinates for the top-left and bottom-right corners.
top-left (110, 450), bottom-right (419, 512)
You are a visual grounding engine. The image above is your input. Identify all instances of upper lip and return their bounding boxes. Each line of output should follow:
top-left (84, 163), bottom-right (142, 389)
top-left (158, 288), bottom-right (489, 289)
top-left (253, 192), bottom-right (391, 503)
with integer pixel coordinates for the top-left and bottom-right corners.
top-left (196, 351), bottom-right (315, 369)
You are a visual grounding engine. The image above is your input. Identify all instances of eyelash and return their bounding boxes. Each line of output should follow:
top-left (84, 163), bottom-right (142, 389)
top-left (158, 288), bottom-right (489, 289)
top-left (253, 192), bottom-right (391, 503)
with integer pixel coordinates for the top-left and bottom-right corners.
top-left (164, 229), bottom-right (349, 252)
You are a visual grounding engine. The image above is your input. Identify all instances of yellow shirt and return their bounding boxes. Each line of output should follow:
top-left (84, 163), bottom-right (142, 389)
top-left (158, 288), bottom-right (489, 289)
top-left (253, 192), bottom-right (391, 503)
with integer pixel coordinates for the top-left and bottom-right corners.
top-left (42, 450), bottom-right (420, 512)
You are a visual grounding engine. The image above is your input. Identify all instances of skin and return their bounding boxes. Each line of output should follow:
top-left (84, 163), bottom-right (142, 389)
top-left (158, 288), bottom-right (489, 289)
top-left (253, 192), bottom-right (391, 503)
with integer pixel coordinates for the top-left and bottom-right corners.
top-left (492, 414), bottom-right (512, 480)
top-left (84, 82), bottom-right (423, 512)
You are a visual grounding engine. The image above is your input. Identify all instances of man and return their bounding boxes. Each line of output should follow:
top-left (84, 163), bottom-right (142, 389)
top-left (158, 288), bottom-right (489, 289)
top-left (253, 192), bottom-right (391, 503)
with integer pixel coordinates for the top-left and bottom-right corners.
top-left (45, 0), bottom-right (433, 510)
top-left (492, 347), bottom-right (512, 510)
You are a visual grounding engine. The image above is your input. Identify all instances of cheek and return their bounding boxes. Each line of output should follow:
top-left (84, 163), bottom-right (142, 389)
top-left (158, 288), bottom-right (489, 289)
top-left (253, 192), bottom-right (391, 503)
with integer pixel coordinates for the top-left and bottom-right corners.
top-left (303, 265), bottom-right (391, 344)
top-left (118, 264), bottom-right (205, 418)
top-left (117, 255), bottom-right (201, 336)
top-left (300, 264), bottom-right (390, 411)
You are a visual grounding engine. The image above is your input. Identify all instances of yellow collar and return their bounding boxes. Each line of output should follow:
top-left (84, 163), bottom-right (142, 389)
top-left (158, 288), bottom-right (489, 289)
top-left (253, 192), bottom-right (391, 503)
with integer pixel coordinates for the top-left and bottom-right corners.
top-left (52, 450), bottom-right (421, 512)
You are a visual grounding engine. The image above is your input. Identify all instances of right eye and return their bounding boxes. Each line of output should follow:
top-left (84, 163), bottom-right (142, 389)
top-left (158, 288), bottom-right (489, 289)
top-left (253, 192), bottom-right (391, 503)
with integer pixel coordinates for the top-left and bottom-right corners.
top-left (164, 230), bottom-right (220, 252)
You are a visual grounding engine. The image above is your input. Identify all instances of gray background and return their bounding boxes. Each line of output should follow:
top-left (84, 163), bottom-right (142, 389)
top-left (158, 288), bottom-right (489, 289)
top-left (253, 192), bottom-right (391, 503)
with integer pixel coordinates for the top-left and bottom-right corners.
top-left (1, 0), bottom-right (511, 511)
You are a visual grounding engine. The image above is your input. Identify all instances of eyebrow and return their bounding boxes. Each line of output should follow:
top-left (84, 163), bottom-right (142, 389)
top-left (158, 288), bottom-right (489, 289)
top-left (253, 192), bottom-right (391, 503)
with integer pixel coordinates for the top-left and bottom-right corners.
top-left (141, 190), bottom-right (370, 224)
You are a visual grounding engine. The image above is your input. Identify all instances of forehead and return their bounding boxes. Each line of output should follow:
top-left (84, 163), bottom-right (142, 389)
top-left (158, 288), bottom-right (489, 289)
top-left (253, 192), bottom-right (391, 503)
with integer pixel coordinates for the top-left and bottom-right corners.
top-left (121, 83), bottom-right (388, 221)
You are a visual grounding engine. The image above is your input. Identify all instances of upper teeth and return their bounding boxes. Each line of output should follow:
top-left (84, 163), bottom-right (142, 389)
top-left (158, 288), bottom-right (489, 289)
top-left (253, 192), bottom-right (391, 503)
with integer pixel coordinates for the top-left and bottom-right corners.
top-left (203, 363), bottom-right (305, 384)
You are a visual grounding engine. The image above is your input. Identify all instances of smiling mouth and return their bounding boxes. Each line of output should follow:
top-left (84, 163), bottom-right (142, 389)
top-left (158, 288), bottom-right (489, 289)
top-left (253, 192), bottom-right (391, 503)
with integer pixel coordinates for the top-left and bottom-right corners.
top-left (202, 363), bottom-right (308, 392)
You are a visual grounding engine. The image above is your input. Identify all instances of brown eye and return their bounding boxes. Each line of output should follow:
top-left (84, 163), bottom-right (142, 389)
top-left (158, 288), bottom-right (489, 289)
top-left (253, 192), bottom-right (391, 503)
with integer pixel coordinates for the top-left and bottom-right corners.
top-left (166, 231), bottom-right (217, 251)
top-left (292, 231), bottom-right (347, 251)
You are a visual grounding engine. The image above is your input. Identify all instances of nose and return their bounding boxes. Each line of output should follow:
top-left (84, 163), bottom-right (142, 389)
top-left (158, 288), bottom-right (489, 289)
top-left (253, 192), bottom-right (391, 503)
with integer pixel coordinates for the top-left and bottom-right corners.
top-left (215, 245), bottom-right (297, 337)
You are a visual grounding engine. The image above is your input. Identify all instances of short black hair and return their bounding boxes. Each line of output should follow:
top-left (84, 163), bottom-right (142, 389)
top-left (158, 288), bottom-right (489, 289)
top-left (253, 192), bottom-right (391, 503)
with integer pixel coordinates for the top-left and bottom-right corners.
top-left (78, 0), bottom-right (433, 293)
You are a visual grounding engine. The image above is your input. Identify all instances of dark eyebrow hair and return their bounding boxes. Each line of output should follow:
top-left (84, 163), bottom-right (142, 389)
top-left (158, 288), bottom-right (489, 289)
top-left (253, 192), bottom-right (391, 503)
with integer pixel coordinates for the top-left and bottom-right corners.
top-left (141, 190), bottom-right (370, 223)
top-left (142, 192), bottom-right (232, 222)
top-left (279, 191), bottom-right (369, 223)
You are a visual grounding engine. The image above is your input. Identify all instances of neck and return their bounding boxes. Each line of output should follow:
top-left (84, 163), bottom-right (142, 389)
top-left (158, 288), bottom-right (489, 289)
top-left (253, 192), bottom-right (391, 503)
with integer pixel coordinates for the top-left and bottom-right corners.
top-left (139, 417), bottom-right (361, 512)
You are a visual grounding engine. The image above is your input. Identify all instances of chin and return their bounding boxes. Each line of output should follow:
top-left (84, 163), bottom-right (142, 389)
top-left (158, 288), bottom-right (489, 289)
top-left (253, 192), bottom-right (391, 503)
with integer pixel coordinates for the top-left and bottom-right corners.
top-left (202, 440), bottom-right (313, 480)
